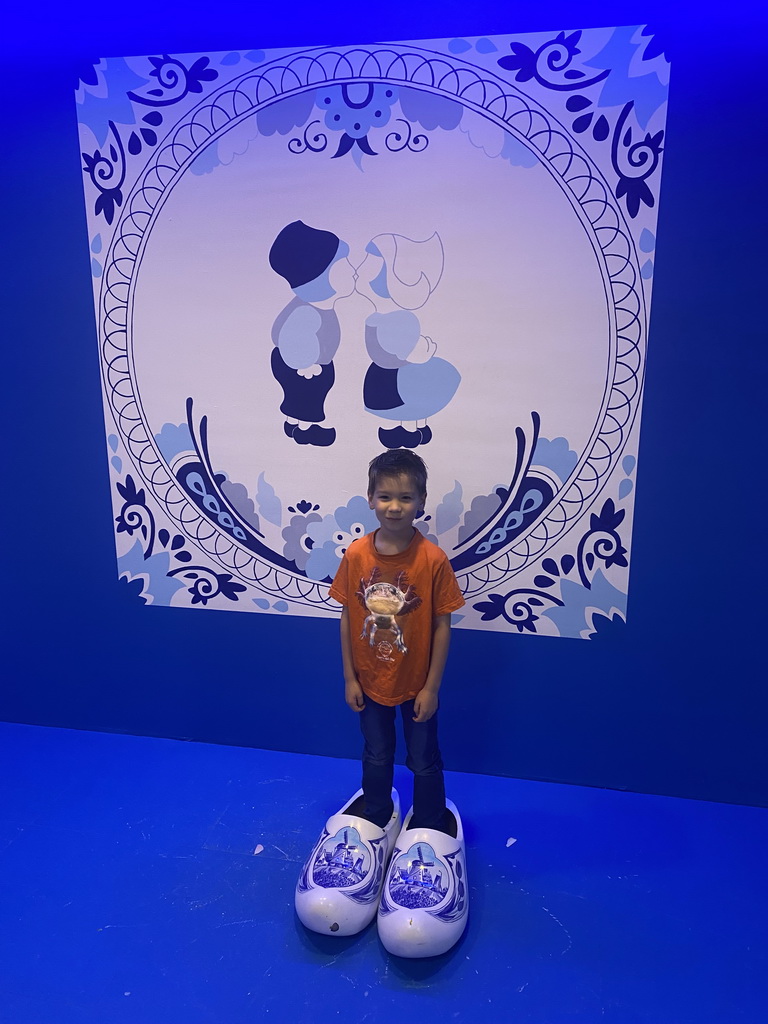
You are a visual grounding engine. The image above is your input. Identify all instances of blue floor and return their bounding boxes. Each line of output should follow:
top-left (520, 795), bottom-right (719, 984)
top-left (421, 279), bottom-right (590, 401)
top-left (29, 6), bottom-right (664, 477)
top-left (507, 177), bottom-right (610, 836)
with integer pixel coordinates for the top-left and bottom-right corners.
top-left (0, 722), bottom-right (766, 1023)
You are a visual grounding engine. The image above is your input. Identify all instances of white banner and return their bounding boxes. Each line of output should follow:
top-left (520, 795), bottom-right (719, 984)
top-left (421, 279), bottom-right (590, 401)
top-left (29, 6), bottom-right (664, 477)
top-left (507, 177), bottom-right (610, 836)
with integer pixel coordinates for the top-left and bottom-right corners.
top-left (76, 28), bottom-right (668, 637)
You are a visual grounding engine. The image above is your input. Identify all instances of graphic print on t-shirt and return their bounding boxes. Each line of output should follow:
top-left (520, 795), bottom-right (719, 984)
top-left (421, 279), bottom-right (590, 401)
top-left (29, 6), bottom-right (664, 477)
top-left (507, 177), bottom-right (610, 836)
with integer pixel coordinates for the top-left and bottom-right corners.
top-left (356, 567), bottom-right (422, 663)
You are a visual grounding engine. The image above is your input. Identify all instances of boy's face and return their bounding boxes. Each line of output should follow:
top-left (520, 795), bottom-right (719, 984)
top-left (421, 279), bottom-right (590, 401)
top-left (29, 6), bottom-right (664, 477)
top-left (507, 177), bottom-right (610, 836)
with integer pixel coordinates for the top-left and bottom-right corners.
top-left (368, 473), bottom-right (425, 537)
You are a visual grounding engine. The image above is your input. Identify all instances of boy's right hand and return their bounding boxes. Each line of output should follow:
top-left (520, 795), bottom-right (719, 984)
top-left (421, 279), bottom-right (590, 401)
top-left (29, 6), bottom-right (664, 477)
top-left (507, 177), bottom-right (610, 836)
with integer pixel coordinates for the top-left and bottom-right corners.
top-left (345, 678), bottom-right (366, 712)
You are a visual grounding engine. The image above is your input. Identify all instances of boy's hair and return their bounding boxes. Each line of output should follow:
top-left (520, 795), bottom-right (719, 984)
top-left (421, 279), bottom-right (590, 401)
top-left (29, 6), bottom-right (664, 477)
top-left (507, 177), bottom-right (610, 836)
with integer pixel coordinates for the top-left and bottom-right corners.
top-left (368, 449), bottom-right (428, 497)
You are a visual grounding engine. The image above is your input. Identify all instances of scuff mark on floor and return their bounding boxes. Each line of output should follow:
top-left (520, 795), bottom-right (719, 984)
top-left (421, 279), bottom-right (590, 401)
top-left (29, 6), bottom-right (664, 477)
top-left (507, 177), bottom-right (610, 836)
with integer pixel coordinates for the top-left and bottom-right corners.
top-left (542, 906), bottom-right (573, 955)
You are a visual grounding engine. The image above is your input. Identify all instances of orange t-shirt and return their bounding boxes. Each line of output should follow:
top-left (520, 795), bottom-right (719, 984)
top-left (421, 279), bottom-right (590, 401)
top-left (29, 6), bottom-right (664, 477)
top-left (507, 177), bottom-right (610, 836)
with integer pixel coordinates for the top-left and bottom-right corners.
top-left (329, 529), bottom-right (465, 706)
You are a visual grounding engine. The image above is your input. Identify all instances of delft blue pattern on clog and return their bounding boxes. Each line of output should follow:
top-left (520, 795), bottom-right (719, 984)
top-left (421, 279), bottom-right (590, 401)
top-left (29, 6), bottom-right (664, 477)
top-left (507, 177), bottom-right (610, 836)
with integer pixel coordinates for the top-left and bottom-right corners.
top-left (298, 818), bottom-right (391, 904)
top-left (296, 826), bottom-right (330, 895)
top-left (428, 849), bottom-right (467, 923)
top-left (379, 844), bottom-right (466, 921)
top-left (378, 799), bottom-right (468, 957)
top-left (296, 788), bottom-right (401, 935)
top-left (384, 841), bottom-right (449, 909)
top-left (313, 826), bottom-right (370, 887)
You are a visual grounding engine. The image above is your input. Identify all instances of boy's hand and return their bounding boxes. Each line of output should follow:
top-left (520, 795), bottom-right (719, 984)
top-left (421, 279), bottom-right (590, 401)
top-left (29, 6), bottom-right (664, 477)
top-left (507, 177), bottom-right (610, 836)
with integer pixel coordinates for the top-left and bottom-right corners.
top-left (345, 678), bottom-right (366, 712)
top-left (413, 688), bottom-right (438, 723)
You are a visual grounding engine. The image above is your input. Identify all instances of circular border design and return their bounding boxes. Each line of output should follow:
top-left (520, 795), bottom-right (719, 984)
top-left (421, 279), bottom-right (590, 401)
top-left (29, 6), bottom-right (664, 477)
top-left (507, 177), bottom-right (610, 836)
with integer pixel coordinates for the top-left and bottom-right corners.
top-left (99, 45), bottom-right (645, 606)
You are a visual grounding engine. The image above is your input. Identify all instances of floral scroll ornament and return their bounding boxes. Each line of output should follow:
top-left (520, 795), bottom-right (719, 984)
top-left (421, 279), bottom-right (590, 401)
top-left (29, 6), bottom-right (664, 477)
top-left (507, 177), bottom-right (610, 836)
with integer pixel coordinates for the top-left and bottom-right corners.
top-left (566, 96), bottom-right (664, 217)
top-left (165, 566), bottom-right (247, 606)
top-left (474, 588), bottom-right (565, 634)
top-left (319, 83), bottom-right (400, 157)
top-left (126, 54), bottom-right (218, 108)
top-left (497, 31), bottom-right (610, 91)
top-left (81, 122), bottom-right (126, 225)
top-left (474, 498), bottom-right (627, 634)
top-left (289, 83), bottom-right (427, 160)
top-left (115, 474), bottom-right (247, 607)
top-left (611, 104), bottom-right (664, 218)
top-left (498, 30), bottom-right (665, 218)
top-left (116, 475), bottom-right (156, 555)
top-left (81, 55), bottom-right (219, 223)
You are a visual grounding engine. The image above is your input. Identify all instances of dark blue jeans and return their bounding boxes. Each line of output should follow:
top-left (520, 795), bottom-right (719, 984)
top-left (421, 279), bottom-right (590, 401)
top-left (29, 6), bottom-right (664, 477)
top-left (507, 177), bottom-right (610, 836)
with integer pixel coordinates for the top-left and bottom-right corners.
top-left (359, 694), bottom-right (446, 831)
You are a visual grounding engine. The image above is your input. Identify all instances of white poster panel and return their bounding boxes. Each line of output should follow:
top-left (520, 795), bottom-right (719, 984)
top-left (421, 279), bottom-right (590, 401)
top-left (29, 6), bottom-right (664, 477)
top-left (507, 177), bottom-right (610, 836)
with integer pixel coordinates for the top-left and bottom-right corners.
top-left (76, 28), bottom-right (668, 637)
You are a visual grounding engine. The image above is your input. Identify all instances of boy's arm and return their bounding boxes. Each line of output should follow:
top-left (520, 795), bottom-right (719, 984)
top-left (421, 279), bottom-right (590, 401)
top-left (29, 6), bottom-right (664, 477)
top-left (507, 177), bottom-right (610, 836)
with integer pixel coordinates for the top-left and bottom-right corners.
top-left (340, 606), bottom-right (365, 712)
top-left (413, 613), bottom-right (451, 723)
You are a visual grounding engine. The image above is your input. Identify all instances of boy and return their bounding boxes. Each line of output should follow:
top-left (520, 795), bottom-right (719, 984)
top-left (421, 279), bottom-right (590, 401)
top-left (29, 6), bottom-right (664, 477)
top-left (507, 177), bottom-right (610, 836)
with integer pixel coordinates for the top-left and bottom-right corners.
top-left (329, 449), bottom-right (465, 835)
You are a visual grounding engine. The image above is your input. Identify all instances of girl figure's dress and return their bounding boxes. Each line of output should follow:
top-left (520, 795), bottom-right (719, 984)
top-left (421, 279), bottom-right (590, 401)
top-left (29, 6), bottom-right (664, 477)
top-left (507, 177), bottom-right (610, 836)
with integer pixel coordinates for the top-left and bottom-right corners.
top-left (359, 233), bottom-right (460, 448)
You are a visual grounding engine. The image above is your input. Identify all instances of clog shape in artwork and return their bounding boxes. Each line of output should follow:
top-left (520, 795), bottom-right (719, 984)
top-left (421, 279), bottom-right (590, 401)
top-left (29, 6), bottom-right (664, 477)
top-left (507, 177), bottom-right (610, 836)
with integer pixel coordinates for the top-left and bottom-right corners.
top-left (377, 799), bottom-right (468, 958)
top-left (295, 788), bottom-right (401, 936)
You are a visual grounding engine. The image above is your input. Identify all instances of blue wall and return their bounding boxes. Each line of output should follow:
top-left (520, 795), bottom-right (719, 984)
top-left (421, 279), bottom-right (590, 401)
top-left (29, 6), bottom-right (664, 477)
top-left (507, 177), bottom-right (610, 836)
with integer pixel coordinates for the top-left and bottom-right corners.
top-left (3, 0), bottom-right (766, 806)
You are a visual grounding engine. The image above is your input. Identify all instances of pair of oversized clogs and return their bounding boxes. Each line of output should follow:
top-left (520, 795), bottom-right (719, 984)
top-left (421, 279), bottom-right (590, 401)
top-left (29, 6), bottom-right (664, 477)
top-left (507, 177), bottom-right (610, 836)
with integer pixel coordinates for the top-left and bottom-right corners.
top-left (295, 789), bottom-right (468, 958)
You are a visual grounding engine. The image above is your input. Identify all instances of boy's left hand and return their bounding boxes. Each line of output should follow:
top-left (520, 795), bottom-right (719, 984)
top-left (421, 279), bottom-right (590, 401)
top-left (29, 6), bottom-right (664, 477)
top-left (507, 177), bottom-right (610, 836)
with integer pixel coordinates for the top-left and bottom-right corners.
top-left (413, 688), bottom-right (438, 723)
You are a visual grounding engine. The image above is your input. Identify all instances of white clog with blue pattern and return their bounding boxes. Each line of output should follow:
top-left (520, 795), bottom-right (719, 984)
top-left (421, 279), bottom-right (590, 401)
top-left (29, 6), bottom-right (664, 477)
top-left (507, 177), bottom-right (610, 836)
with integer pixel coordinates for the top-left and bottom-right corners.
top-left (377, 800), bottom-right (468, 958)
top-left (295, 788), bottom-right (401, 936)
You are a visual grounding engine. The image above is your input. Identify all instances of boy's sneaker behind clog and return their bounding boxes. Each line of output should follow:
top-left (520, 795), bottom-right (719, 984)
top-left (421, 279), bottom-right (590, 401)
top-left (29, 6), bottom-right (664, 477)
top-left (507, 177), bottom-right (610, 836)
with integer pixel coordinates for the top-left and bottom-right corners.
top-left (377, 799), bottom-right (468, 958)
top-left (295, 788), bottom-right (401, 936)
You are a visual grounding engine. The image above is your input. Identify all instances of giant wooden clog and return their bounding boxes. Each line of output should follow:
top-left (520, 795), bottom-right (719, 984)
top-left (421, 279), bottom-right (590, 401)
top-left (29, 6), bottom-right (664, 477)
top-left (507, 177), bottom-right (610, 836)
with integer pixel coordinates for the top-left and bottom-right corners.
top-left (377, 799), bottom-right (468, 957)
top-left (295, 788), bottom-right (401, 936)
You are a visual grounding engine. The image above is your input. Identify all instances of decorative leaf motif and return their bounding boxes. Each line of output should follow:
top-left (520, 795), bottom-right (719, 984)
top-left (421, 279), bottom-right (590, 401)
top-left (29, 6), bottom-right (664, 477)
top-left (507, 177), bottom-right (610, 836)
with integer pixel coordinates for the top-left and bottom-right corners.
top-left (573, 112), bottom-right (593, 134)
top-left (561, 554), bottom-right (575, 576)
top-left (333, 133), bottom-right (356, 159)
top-left (595, 499), bottom-right (625, 531)
top-left (117, 475), bottom-right (144, 505)
top-left (218, 574), bottom-right (248, 601)
top-left (256, 472), bottom-right (282, 526)
top-left (474, 594), bottom-right (506, 621)
top-left (356, 136), bottom-right (378, 157)
top-left (94, 193), bottom-right (115, 224)
top-left (542, 557), bottom-right (559, 577)
top-left (533, 575), bottom-right (555, 588)
top-left (606, 546), bottom-right (628, 569)
top-left (189, 56), bottom-right (217, 83)
top-left (593, 115), bottom-right (610, 141)
top-left (566, 95), bottom-right (591, 112)
top-left (640, 29), bottom-right (666, 62)
top-left (497, 41), bottom-right (536, 82)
